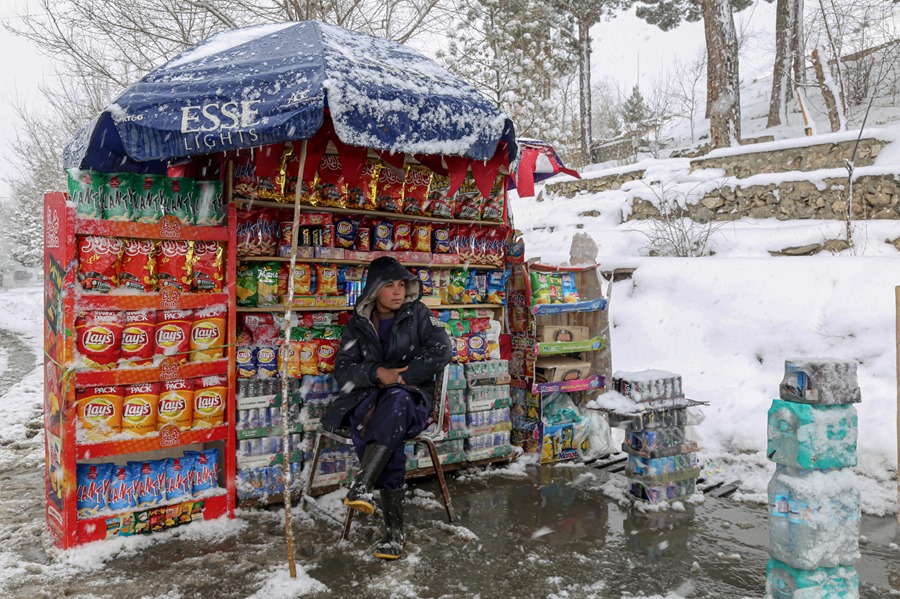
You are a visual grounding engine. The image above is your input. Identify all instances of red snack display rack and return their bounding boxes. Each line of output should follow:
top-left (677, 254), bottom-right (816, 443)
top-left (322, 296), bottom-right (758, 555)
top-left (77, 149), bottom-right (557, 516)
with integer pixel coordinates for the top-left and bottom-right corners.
top-left (507, 261), bottom-right (612, 463)
top-left (43, 192), bottom-right (237, 549)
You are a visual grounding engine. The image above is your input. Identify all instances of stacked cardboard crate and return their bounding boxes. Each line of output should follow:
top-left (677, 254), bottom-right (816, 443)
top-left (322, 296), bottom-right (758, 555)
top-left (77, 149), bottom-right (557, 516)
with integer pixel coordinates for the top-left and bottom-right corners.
top-left (765, 359), bottom-right (862, 599)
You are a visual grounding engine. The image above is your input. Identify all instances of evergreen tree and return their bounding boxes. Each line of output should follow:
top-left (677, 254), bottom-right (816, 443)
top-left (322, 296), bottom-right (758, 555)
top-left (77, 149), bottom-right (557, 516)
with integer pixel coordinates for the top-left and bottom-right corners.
top-left (622, 85), bottom-right (648, 130)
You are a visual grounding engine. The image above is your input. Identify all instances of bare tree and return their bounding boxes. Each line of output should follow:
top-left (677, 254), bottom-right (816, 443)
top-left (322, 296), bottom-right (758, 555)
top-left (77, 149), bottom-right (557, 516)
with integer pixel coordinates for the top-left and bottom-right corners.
top-left (668, 51), bottom-right (707, 144)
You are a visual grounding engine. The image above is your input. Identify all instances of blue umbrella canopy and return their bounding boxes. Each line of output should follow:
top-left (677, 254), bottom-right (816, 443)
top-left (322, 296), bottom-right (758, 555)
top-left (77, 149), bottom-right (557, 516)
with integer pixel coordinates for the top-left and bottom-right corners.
top-left (64, 21), bottom-right (517, 173)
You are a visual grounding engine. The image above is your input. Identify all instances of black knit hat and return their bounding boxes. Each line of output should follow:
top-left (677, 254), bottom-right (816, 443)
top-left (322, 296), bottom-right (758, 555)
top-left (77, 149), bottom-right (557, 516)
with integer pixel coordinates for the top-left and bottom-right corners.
top-left (366, 256), bottom-right (416, 285)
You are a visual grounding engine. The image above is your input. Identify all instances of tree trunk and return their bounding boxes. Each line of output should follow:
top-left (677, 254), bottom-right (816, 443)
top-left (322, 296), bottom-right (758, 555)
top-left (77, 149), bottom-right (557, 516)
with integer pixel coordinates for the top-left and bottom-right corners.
top-left (790, 0), bottom-right (805, 85)
top-left (578, 19), bottom-right (593, 166)
top-left (812, 48), bottom-right (842, 132)
top-left (767, 0), bottom-right (793, 127)
top-left (704, 0), bottom-right (742, 148)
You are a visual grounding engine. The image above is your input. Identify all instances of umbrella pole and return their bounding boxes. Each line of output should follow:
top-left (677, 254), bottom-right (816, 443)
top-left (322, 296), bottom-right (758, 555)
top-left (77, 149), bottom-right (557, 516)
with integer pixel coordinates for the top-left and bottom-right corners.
top-left (279, 139), bottom-right (308, 578)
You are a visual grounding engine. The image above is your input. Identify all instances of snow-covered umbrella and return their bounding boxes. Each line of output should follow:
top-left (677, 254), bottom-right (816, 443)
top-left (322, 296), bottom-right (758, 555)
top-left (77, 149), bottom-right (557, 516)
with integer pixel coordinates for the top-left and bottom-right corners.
top-left (63, 20), bottom-right (517, 172)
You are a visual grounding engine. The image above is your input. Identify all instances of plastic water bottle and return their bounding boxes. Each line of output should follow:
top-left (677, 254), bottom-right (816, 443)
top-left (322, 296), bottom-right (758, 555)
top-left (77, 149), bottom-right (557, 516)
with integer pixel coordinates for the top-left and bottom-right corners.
top-left (767, 465), bottom-right (860, 569)
top-left (766, 400), bottom-right (858, 470)
top-left (766, 558), bottom-right (859, 599)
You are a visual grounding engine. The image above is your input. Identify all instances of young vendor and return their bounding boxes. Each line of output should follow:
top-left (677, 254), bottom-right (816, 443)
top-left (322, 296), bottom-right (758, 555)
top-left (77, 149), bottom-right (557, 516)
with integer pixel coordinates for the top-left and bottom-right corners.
top-left (321, 256), bottom-right (452, 560)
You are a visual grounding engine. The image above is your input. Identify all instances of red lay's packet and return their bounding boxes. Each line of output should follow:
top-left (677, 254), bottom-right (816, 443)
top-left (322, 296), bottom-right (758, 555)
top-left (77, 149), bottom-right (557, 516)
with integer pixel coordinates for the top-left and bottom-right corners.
top-left (313, 155), bottom-right (345, 207)
top-left (155, 309), bottom-right (194, 362)
top-left (157, 240), bottom-right (193, 292)
top-left (344, 160), bottom-right (379, 210)
top-left (121, 310), bottom-right (157, 366)
top-left (76, 310), bottom-right (125, 369)
top-left (77, 236), bottom-right (123, 293)
top-left (191, 241), bottom-right (223, 292)
top-left (316, 339), bottom-right (340, 373)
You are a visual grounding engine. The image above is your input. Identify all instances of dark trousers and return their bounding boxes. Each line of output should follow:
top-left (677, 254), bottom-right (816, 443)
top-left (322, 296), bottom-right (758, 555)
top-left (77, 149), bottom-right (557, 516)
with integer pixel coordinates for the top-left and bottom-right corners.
top-left (349, 386), bottom-right (428, 490)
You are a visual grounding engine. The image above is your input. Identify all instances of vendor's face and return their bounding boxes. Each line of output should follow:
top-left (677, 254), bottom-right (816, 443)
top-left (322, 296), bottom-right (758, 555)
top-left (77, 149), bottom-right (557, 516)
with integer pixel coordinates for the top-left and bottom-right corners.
top-left (376, 279), bottom-right (406, 312)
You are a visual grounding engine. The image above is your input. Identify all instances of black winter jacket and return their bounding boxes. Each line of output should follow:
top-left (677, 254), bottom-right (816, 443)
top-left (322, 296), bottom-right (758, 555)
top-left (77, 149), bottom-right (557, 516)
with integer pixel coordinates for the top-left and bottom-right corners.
top-left (320, 258), bottom-right (453, 432)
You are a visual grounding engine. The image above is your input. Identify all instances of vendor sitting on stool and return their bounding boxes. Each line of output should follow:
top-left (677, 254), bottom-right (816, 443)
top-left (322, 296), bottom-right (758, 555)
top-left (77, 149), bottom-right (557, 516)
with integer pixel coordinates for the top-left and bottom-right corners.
top-left (321, 256), bottom-right (452, 560)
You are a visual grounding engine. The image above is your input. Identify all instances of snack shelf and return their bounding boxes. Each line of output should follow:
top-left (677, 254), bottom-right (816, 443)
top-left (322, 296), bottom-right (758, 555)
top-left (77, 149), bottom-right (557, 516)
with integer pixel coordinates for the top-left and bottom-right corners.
top-left (75, 291), bottom-right (229, 312)
top-left (74, 491), bottom-right (228, 545)
top-left (238, 255), bottom-right (502, 270)
top-left (74, 358), bottom-right (230, 388)
top-left (235, 303), bottom-right (505, 313)
top-left (534, 337), bottom-right (606, 356)
top-left (233, 198), bottom-right (504, 227)
top-left (75, 216), bottom-right (229, 242)
top-left (75, 425), bottom-right (229, 460)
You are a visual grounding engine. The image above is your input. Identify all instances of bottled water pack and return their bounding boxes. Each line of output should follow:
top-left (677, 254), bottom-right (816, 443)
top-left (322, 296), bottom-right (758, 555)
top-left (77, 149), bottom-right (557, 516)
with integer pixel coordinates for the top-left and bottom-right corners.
top-left (767, 400), bottom-right (858, 470)
top-left (780, 358), bottom-right (861, 405)
top-left (766, 558), bottom-right (859, 599)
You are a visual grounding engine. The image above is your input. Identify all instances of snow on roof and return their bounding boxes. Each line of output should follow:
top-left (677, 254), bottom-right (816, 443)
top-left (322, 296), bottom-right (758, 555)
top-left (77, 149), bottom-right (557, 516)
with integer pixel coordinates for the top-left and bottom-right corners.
top-left (165, 23), bottom-right (296, 69)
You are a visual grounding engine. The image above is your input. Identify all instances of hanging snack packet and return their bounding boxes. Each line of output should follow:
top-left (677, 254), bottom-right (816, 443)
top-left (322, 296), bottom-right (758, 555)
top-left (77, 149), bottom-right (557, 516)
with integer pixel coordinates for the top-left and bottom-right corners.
top-left (157, 378), bottom-right (194, 431)
top-left (157, 240), bottom-right (193, 292)
top-left (76, 463), bottom-right (114, 518)
top-left (236, 264), bottom-right (258, 307)
top-left (487, 319), bottom-right (502, 360)
top-left (481, 174), bottom-right (506, 222)
top-left (448, 269), bottom-right (467, 304)
top-left (132, 174), bottom-right (166, 223)
top-left (164, 456), bottom-right (195, 502)
top-left (560, 272), bottom-right (580, 303)
top-left (530, 271), bottom-right (552, 305)
top-left (122, 382), bottom-right (160, 437)
top-left (129, 460), bottom-right (166, 507)
top-left (121, 310), bottom-right (157, 366)
top-left (231, 152), bottom-right (257, 200)
top-left (256, 262), bottom-right (280, 306)
top-left (313, 155), bottom-right (345, 207)
top-left (77, 236), bottom-right (123, 293)
top-left (256, 346), bottom-right (278, 378)
top-left (466, 270), bottom-right (486, 304)
top-left (427, 174), bottom-right (454, 218)
top-left (454, 336), bottom-right (470, 364)
top-left (107, 465), bottom-right (138, 511)
top-left (104, 173), bottom-right (135, 222)
top-left (417, 268), bottom-right (434, 296)
top-left (411, 223), bottom-right (431, 253)
top-left (483, 227), bottom-right (506, 268)
top-left (236, 346), bottom-right (257, 378)
top-left (163, 177), bottom-right (196, 225)
top-left (76, 310), bottom-right (124, 368)
top-left (356, 226), bottom-right (371, 251)
top-left (316, 339), bottom-right (340, 374)
top-left (344, 160), bottom-right (380, 210)
top-left (402, 165), bottom-right (432, 216)
top-left (67, 169), bottom-right (106, 219)
top-left (454, 178), bottom-right (481, 221)
top-left (191, 241), bottom-right (223, 292)
top-left (193, 375), bottom-right (227, 428)
top-left (486, 271), bottom-right (508, 305)
top-left (373, 220), bottom-right (394, 251)
top-left (393, 222), bottom-right (413, 251)
top-left (282, 152), bottom-right (316, 204)
top-left (316, 264), bottom-right (339, 295)
top-left (547, 273), bottom-right (564, 304)
top-left (118, 239), bottom-right (156, 292)
top-left (242, 313), bottom-right (279, 346)
top-left (454, 226), bottom-right (475, 263)
top-left (76, 385), bottom-right (124, 438)
top-left (471, 227), bottom-right (487, 265)
top-left (194, 180), bottom-right (225, 226)
top-left (184, 448), bottom-right (219, 492)
top-left (375, 163), bottom-right (405, 213)
top-left (299, 340), bottom-right (320, 376)
top-left (292, 263), bottom-right (314, 296)
top-left (190, 306), bottom-right (226, 362)
top-left (432, 226), bottom-right (451, 254)
top-left (335, 217), bottom-right (359, 249)
top-left (156, 309), bottom-right (194, 361)
top-left (255, 144), bottom-right (287, 201)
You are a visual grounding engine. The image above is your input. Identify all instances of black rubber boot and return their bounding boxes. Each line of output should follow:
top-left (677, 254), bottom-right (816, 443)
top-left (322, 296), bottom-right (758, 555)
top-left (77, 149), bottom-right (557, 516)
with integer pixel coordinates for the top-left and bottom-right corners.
top-left (373, 487), bottom-right (405, 560)
top-left (343, 443), bottom-right (392, 515)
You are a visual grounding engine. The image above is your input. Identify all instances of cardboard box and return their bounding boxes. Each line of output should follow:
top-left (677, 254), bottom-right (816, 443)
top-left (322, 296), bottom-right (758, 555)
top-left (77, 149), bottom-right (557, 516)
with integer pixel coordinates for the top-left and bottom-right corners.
top-left (290, 295), bottom-right (316, 307)
top-left (316, 295), bottom-right (349, 307)
top-left (534, 356), bottom-right (592, 383)
top-left (431, 253), bottom-right (460, 265)
top-left (538, 325), bottom-right (590, 343)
